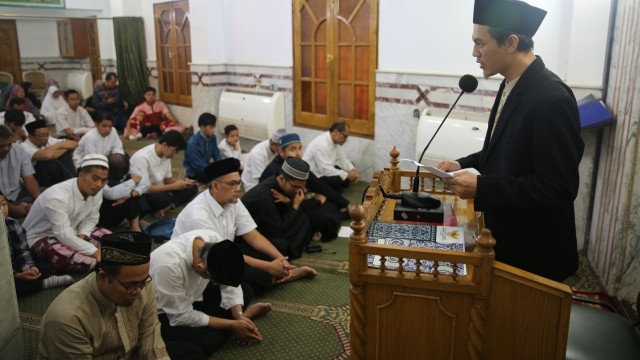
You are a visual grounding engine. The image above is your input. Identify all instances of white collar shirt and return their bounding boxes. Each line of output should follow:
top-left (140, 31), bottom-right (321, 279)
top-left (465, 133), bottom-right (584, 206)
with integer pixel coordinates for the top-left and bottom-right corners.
top-left (173, 190), bottom-right (256, 240)
top-left (302, 130), bottom-right (354, 180)
top-left (129, 143), bottom-right (172, 185)
top-left (22, 178), bottom-right (102, 255)
top-left (0, 144), bottom-right (35, 201)
top-left (240, 139), bottom-right (274, 192)
top-left (150, 229), bottom-right (244, 327)
top-left (218, 138), bottom-right (241, 160)
top-left (20, 137), bottom-right (66, 164)
top-left (55, 103), bottom-right (94, 137)
top-left (73, 127), bottom-right (124, 168)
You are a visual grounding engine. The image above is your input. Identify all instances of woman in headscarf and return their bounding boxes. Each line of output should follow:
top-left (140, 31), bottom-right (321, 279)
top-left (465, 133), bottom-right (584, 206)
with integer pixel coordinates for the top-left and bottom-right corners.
top-left (40, 81), bottom-right (66, 124)
top-left (41, 79), bottom-right (60, 100)
top-left (5, 84), bottom-right (40, 116)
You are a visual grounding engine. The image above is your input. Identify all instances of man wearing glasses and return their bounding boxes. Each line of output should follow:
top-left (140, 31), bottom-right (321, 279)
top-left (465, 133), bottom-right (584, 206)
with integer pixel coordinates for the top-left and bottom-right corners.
top-left (38, 232), bottom-right (174, 359)
top-left (173, 158), bottom-right (317, 295)
top-left (303, 121), bottom-right (360, 193)
top-left (20, 119), bottom-right (77, 187)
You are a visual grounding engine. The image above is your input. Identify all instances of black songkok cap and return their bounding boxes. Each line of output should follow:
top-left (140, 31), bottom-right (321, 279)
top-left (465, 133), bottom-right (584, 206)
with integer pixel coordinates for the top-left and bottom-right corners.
top-left (204, 158), bottom-right (241, 182)
top-left (206, 240), bottom-right (245, 287)
top-left (25, 120), bottom-right (48, 135)
top-left (473, 0), bottom-right (546, 37)
top-left (282, 157), bottom-right (310, 181)
top-left (100, 232), bottom-right (152, 265)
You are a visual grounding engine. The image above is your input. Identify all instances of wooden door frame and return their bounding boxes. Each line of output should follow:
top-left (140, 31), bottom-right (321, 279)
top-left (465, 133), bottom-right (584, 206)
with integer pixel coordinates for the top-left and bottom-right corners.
top-left (153, 0), bottom-right (192, 107)
top-left (0, 20), bottom-right (23, 84)
top-left (293, 0), bottom-right (378, 138)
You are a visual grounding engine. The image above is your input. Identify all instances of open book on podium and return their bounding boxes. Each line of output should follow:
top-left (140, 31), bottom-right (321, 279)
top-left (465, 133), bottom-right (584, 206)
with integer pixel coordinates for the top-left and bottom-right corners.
top-left (366, 221), bottom-right (467, 275)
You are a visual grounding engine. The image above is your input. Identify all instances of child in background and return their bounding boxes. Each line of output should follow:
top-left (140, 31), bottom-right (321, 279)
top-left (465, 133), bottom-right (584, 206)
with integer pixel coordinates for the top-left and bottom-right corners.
top-left (183, 113), bottom-right (222, 182)
top-left (218, 124), bottom-right (247, 169)
top-left (125, 86), bottom-right (184, 140)
top-left (1, 191), bottom-right (74, 298)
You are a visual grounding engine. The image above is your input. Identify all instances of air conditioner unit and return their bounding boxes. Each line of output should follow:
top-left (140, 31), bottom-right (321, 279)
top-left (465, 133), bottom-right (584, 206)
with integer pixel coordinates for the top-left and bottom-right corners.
top-left (218, 88), bottom-right (285, 141)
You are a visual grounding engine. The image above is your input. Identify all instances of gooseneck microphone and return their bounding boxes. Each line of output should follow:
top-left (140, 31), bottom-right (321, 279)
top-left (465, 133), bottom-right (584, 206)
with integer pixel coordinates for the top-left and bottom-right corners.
top-left (401, 74), bottom-right (479, 209)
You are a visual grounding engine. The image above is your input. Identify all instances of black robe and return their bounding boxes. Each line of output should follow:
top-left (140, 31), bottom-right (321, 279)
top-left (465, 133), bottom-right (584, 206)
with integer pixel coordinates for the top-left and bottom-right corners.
top-left (457, 56), bottom-right (584, 282)
top-left (242, 176), bottom-right (312, 259)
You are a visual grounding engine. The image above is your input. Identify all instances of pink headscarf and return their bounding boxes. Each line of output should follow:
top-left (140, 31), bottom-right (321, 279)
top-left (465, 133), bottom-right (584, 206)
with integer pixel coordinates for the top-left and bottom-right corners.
top-left (5, 84), bottom-right (34, 110)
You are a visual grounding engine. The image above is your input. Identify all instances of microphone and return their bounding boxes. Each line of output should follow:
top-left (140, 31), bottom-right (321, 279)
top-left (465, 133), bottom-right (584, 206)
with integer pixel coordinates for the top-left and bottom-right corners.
top-left (401, 74), bottom-right (479, 209)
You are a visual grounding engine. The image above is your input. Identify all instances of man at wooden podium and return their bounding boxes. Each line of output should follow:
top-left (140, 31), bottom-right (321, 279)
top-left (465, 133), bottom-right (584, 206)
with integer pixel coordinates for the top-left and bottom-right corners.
top-left (437, 0), bottom-right (584, 282)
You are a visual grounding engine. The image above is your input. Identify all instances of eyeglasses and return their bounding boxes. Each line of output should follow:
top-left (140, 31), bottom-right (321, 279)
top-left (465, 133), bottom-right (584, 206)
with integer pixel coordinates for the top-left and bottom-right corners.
top-left (216, 180), bottom-right (242, 189)
top-left (340, 131), bottom-right (350, 139)
top-left (110, 274), bottom-right (153, 295)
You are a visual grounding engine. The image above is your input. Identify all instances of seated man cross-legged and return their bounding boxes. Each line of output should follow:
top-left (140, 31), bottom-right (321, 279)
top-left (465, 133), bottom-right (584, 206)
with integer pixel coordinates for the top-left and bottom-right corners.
top-left (173, 158), bottom-right (317, 295)
top-left (303, 121), bottom-right (360, 193)
top-left (23, 154), bottom-right (111, 273)
top-left (55, 89), bottom-right (95, 141)
top-left (38, 232), bottom-right (177, 359)
top-left (243, 157), bottom-right (315, 259)
top-left (129, 130), bottom-right (198, 220)
top-left (21, 120), bottom-right (77, 188)
top-left (151, 229), bottom-right (271, 357)
top-left (73, 114), bottom-right (125, 169)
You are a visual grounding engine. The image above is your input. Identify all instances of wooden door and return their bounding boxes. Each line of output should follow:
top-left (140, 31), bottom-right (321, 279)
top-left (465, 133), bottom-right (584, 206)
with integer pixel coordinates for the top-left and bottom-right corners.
top-left (293, 0), bottom-right (378, 138)
top-left (86, 19), bottom-right (102, 82)
top-left (0, 20), bottom-right (22, 85)
top-left (154, 0), bottom-right (192, 107)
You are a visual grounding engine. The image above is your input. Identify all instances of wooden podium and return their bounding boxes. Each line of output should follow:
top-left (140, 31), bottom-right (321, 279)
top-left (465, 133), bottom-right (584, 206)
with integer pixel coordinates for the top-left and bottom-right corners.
top-left (348, 147), bottom-right (572, 360)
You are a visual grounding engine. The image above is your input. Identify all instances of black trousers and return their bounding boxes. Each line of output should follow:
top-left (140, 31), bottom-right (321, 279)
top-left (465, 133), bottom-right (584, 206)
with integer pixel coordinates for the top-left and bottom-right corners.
top-left (98, 196), bottom-right (149, 228)
top-left (14, 261), bottom-right (54, 298)
top-left (319, 175), bottom-right (350, 194)
top-left (33, 151), bottom-right (76, 188)
top-left (142, 187), bottom-right (198, 214)
top-left (140, 124), bottom-right (162, 138)
top-left (159, 282), bottom-right (254, 356)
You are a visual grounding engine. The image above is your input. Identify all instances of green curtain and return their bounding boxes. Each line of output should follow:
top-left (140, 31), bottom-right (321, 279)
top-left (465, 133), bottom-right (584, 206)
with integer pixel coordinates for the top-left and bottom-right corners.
top-left (113, 17), bottom-right (148, 106)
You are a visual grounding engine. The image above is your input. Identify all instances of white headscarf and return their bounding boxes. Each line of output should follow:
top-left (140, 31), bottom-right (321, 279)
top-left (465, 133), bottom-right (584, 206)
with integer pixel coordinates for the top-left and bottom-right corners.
top-left (40, 85), bottom-right (66, 124)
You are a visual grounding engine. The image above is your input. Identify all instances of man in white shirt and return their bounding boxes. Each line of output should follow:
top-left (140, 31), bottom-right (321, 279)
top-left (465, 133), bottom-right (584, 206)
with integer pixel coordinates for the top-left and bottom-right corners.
top-left (73, 115), bottom-right (124, 168)
top-left (303, 121), bottom-right (360, 192)
top-left (151, 229), bottom-right (271, 356)
top-left (174, 158), bottom-right (317, 295)
top-left (21, 120), bottom-right (77, 187)
top-left (55, 89), bottom-right (95, 141)
top-left (129, 130), bottom-right (197, 219)
top-left (23, 154), bottom-right (111, 273)
top-left (240, 128), bottom-right (287, 192)
top-left (0, 125), bottom-right (40, 218)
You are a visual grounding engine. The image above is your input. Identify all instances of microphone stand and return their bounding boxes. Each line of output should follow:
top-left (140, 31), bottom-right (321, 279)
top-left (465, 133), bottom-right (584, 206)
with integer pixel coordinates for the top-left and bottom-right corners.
top-left (401, 90), bottom-right (468, 209)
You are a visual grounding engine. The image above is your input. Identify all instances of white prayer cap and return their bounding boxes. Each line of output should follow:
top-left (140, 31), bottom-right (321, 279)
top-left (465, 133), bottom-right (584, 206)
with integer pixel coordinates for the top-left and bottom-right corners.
top-left (80, 154), bottom-right (109, 169)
